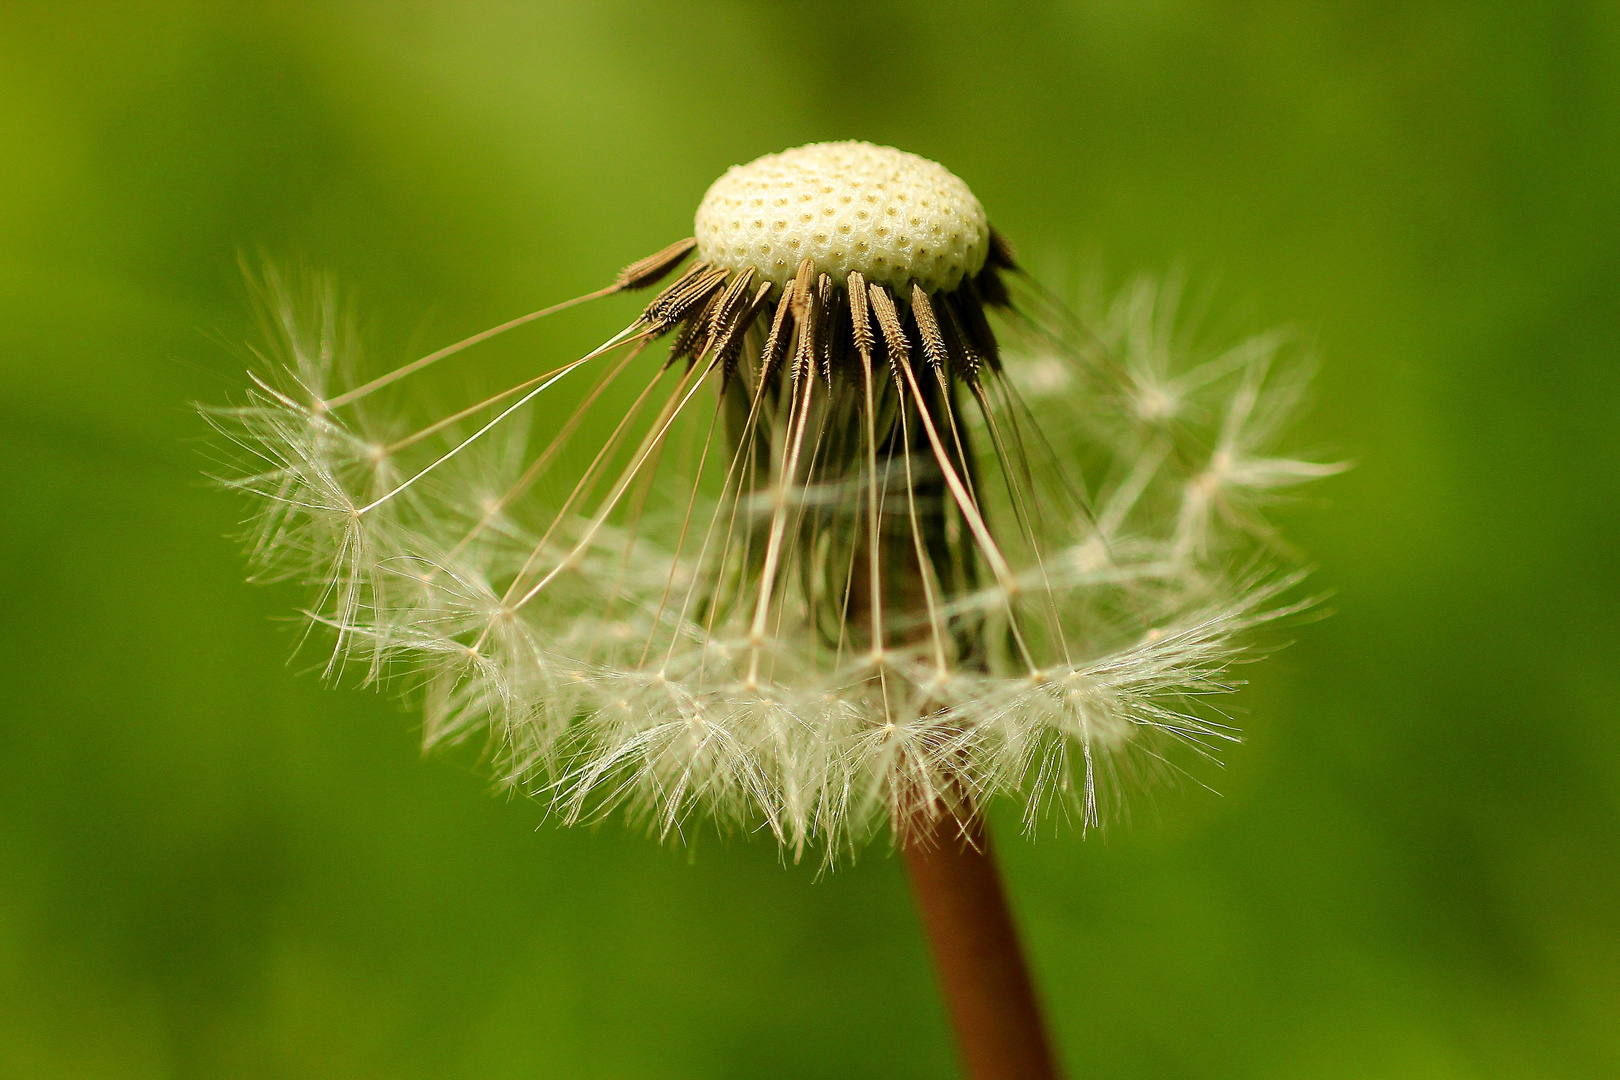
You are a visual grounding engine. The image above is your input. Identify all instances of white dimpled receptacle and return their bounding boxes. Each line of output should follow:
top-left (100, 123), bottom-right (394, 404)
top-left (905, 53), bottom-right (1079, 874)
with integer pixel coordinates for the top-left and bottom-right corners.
top-left (694, 141), bottom-right (989, 295)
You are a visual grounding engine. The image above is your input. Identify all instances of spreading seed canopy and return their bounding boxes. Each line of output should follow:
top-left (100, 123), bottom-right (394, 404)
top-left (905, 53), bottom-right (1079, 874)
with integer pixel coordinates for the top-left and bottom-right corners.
top-left (205, 143), bottom-right (1341, 864)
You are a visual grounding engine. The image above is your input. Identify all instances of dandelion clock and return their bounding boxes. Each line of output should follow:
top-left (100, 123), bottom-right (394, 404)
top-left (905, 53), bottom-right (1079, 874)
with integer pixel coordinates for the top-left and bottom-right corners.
top-left (208, 142), bottom-right (1341, 1079)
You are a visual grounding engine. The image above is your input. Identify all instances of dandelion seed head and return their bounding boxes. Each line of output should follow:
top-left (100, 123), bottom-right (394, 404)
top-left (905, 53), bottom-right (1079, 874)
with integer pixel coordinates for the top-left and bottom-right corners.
top-left (695, 141), bottom-right (988, 294)
top-left (208, 147), bottom-right (1342, 866)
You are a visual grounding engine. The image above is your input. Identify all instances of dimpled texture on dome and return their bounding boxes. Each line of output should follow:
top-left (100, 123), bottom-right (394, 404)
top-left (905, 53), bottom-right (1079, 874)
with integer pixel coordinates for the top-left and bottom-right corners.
top-left (694, 142), bottom-right (990, 295)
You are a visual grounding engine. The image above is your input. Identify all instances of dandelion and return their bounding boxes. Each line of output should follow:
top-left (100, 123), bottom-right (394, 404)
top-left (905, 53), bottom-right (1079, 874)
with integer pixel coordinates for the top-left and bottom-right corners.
top-left (207, 141), bottom-right (1341, 1079)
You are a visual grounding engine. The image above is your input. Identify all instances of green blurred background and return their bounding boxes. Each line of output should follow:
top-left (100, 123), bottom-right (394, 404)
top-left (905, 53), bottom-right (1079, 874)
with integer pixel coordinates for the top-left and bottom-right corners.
top-left (2, 3), bottom-right (1616, 1077)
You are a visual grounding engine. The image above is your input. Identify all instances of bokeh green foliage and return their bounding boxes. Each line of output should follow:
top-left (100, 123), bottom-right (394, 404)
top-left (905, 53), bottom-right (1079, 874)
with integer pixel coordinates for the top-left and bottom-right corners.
top-left (2, 3), bottom-right (1616, 1077)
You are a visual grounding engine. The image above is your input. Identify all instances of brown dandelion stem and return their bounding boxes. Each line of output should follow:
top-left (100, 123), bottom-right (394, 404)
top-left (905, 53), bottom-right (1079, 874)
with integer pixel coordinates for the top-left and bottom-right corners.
top-left (905, 816), bottom-right (1060, 1080)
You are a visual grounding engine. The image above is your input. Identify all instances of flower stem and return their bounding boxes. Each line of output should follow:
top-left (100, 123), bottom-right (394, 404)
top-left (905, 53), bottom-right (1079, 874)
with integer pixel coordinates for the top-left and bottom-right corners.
top-left (904, 817), bottom-right (1060, 1080)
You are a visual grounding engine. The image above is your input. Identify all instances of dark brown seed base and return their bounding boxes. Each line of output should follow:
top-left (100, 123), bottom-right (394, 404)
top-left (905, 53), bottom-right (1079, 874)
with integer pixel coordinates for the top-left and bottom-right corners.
top-left (617, 231), bottom-right (1020, 393)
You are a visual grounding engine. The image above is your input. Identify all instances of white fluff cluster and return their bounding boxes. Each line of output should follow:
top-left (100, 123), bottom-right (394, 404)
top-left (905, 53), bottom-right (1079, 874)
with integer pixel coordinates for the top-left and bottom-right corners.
top-left (206, 260), bottom-right (1339, 865)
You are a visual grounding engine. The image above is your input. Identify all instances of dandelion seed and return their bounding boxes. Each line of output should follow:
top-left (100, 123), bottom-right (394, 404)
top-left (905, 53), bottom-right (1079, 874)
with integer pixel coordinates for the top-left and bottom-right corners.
top-left (206, 141), bottom-right (1341, 1078)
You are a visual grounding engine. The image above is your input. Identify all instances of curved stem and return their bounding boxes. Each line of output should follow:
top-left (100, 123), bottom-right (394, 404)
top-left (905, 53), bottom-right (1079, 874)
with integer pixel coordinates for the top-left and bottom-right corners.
top-left (904, 817), bottom-right (1060, 1080)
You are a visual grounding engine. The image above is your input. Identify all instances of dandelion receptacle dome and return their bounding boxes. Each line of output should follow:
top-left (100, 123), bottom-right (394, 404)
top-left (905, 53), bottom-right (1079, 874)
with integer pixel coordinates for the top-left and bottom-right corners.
top-left (694, 141), bottom-right (990, 295)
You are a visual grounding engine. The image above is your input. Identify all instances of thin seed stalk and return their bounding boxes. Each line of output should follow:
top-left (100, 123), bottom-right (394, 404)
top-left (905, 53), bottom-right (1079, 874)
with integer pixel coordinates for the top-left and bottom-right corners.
top-left (905, 816), bottom-right (1060, 1080)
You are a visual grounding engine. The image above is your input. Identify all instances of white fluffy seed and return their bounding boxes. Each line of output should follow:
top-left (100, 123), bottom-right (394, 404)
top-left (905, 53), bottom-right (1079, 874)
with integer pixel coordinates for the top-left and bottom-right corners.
top-left (694, 141), bottom-right (989, 294)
